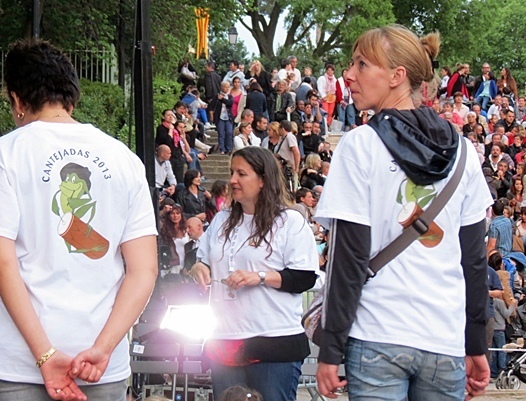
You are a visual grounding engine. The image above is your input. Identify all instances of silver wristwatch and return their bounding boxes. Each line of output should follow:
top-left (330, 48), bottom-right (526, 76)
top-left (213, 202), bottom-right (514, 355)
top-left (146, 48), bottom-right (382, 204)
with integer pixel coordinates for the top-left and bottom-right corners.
top-left (258, 271), bottom-right (267, 285)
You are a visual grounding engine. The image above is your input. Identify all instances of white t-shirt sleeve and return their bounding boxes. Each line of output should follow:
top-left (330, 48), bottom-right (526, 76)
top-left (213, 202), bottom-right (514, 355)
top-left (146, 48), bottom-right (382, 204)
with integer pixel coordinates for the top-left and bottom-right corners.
top-left (282, 211), bottom-right (319, 273)
top-left (315, 128), bottom-right (371, 227)
top-left (0, 166), bottom-right (20, 240)
top-left (460, 138), bottom-right (494, 226)
top-left (120, 156), bottom-right (157, 244)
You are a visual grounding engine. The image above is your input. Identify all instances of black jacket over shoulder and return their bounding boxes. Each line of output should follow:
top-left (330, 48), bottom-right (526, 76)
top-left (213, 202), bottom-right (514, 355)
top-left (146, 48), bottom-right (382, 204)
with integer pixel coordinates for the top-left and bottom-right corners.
top-left (209, 94), bottom-right (234, 126)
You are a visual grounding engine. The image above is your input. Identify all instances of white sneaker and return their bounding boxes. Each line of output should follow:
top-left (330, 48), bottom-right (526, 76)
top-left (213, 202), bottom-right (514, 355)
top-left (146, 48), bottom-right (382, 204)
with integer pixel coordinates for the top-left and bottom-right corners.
top-left (204, 123), bottom-right (214, 130)
top-left (204, 133), bottom-right (211, 139)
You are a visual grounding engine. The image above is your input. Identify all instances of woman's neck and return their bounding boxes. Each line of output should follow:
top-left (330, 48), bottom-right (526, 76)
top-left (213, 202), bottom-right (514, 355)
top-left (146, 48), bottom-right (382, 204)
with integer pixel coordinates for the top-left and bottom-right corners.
top-left (25, 105), bottom-right (76, 125)
top-left (189, 184), bottom-right (199, 194)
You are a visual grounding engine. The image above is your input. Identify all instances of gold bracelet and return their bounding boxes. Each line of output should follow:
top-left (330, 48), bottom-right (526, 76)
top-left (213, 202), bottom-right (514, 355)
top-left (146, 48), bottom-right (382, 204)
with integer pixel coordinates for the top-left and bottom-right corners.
top-left (36, 347), bottom-right (57, 368)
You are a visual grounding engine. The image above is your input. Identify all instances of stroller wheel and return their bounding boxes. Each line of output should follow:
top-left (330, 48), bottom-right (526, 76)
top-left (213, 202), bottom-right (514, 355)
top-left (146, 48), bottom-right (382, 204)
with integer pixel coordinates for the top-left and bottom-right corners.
top-left (501, 375), bottom-right (509, 389)
top-left (508, 375), bottom-right (521, 390)
top-left (495, 377), bottom-right (502, 390)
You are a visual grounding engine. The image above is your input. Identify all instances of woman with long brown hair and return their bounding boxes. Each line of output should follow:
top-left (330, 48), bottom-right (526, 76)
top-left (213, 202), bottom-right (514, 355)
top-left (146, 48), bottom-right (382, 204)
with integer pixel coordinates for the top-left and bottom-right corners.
top-left (191, 147), bottom-right (318, 401)
top-left (497, 67), bottom-right (518, 104)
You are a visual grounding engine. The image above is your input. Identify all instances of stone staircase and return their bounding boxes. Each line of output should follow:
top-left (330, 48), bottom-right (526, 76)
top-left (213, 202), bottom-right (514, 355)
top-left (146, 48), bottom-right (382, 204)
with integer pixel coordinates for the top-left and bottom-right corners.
top-left (199, 129), bottom-right (344, 189)
top-left (200, 129), bottom-right (230, 189)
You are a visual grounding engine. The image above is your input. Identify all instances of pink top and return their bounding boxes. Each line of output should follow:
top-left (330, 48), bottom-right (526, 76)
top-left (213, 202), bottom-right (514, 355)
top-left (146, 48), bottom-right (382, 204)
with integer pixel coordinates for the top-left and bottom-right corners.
top-left (232, 93), bottom-right (242, 117)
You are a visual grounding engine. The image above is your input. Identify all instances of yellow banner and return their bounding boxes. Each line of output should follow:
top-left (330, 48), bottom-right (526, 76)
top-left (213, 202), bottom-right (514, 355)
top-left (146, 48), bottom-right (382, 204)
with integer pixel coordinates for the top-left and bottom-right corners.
top-left (195, 8), bottom-right (209, 59)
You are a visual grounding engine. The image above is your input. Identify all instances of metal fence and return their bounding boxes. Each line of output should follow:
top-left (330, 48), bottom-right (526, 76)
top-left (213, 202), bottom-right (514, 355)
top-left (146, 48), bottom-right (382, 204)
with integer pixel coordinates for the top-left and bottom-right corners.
top-left (0, 45), bottom-right (118, 92)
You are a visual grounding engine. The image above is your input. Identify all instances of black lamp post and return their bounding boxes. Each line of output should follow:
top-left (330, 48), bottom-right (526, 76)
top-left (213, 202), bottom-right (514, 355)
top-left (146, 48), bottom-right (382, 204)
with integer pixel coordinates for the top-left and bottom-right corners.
top-left (228, 26), bottom-right (238, 45)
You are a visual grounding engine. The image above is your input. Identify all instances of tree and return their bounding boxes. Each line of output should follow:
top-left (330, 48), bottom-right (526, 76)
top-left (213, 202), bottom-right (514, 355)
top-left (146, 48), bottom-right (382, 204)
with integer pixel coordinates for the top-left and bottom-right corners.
top-left (238, 0), bottom-right (394, 59)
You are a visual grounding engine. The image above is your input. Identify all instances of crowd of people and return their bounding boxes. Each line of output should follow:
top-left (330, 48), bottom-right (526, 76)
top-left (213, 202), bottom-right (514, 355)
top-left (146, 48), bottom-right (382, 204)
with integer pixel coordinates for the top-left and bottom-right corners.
top-left (4, 22), bottom-right (526, 401)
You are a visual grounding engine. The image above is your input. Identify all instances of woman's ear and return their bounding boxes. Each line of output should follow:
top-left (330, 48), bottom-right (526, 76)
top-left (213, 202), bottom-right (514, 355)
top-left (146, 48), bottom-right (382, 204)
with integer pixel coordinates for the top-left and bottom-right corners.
top-left (10, 91), bottom-right (25, 115)
top-left (389, 66), bottom-right (408, 89)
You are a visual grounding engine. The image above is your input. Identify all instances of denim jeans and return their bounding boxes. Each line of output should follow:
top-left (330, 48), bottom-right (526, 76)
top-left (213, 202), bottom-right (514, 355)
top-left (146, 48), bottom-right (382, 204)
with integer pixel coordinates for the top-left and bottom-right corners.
top-left (490, 330), bottom-right (507, 377)
top-left (475, 95), bottom-right (490, 111)
top-left (344, 338), bottom-right (466, 401)
top-left (0, 379), bottom-right (126, 401)
top-left (197, 108), bottom-right (209, 124)
top-left (210, 360), bottom-right (302, 401)
top-left (217, 119), bottom-right (233, 153)
top-left (188, 149), bottom-right (203, 174)
top-left (336, 101), bottom-right (356, 127)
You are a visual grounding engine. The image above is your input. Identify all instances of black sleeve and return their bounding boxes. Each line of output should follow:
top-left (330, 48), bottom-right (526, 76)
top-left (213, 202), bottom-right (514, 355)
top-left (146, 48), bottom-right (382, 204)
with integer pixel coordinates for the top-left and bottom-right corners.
top-left (278, 268), bottom-right (317, 293)
top-left (319, 220), bottom-right (371, 365)
top-left (459, 219), bottom-right (489, 356)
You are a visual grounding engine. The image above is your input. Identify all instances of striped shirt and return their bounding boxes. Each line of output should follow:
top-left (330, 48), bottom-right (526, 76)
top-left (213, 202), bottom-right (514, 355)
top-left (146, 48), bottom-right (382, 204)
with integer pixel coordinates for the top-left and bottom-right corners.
top-left (488, 215), bottom-right (513, 256)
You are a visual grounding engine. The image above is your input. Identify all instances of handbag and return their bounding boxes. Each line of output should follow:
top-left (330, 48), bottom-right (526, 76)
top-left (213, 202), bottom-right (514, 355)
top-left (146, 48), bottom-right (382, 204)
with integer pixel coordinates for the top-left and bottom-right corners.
top-left (302, 138), bottom-right (467, 345)
top-left (180, 64), bottom-right (197, 81)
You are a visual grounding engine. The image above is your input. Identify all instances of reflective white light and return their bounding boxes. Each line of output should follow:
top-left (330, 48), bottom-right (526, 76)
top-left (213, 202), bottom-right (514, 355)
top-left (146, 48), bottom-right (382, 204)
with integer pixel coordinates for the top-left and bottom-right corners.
top-left (160, 305), bottom-right (217, 340)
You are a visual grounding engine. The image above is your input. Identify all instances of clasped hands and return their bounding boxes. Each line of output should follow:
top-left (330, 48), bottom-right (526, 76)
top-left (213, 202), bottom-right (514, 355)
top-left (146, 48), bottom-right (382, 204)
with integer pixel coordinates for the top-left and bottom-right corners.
top-left (191, 262), bottom-right (260, 292)
top-left (42, 346), bottom-right (110, 401)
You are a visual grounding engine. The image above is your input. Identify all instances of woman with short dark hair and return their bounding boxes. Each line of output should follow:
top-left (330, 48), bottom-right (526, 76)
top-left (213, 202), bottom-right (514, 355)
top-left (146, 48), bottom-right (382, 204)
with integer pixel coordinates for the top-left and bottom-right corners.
top-left (0, 39), bottom-right (157, 400)
top-left (176, 169), bottom-right (212, 222)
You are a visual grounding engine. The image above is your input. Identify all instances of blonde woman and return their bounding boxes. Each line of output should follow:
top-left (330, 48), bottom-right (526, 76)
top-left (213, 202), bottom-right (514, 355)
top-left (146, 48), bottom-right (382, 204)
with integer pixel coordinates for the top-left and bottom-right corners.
top-left (316, 25), bottom-right (492, 399)
top-left (300, 153), bottom-right (325, 189)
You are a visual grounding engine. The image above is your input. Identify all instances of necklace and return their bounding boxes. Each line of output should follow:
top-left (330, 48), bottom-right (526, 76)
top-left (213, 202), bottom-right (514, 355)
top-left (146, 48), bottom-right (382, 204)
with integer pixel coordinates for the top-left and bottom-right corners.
top-left (39, 114), bottom-right (70, 119)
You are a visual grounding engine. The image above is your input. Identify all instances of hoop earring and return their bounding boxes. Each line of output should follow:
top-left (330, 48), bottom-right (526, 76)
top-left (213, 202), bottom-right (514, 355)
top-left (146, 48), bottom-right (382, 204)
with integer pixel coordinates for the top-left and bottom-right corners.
top-left (17, 112), bottom-right (25, 120)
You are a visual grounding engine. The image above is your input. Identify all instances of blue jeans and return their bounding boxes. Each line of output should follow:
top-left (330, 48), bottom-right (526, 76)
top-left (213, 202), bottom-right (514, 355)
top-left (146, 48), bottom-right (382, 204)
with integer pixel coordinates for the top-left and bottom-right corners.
top-left (490, 330), bottom-right (507, 377)
top-left (0, 379), bottom-right (126, 401)
top-left (336, 101), bottom-right (356, 127)
top-left (475, 95), bottom-right (490, 111)
top-left (197, 108), bottom-right (209, 124)
top-left (210, 360), bottom-right (302, 401)
top-left (344, 338), bottom-right (466, 401)
top-left (217, 119), bottom-right (233, 153)
top-left (188, 148), bottom-right (203, 174)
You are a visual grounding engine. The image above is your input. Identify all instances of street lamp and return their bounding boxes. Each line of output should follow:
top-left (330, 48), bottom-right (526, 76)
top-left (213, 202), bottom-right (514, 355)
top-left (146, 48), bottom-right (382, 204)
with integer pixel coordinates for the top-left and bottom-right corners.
top-left (228, 26), bottom-right (238, 45)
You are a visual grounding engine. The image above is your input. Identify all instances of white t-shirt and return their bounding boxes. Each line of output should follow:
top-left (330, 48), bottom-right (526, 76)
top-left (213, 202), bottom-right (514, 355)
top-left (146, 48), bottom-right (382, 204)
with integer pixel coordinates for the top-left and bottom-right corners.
top-left (197, 209), bottom-right (319, 339)
top-left (315, 124), bottom-right (493, 357)
top-left (0, 121), bottom-right (157, 384)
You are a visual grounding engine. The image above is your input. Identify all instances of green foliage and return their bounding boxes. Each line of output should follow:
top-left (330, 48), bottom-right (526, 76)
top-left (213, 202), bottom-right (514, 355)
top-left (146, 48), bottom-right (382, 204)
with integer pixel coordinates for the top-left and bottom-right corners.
top-left (152, 77), bottom-right (183, 122)
top-left (0, 97), bottom-right (15, 136)
top-left (72, 79), bottom-right (126, 137)
top-left (209, 37), bottom-right (250, 76)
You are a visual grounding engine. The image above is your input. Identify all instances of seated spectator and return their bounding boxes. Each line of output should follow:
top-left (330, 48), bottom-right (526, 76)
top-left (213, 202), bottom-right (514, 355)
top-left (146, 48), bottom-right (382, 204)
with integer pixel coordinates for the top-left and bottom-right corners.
top-left (319, 141), bottom-right (333, 163)
top-left (159, 204), bottom-right (188, 278)
top-left (176, 169), bottom-right (212, 223)
top-left (233, 121), bottom-right (261, 150)
top-left (292, 188), bottom-right (315, 222)
top-left (183, 217), bottom-right (205, 273)
top-left (517, 97), bottom-right (526, 122)
top-left (273, 80), bottom-right (294, 122)
top-left (210, 180), bottom-right (229, 213)
top-left (462, 112), bottom-right (478, 135)
top-left (245, 81), bottom-right (268, 119)
top-left (498, 109), bottom-right (519, 133)
top-left (452, 91), bottom-right (470, 121)
top-left (508, 134), bottom-right (523, 163)
top-left (155, 144), bottom-right (177, 197)
top-left (439, 102), bottom-right (463, 126)
top-left (252, 115), bottom-right (268, 141)
top-left (300, 120), bottom-right (323, 156)
top-left (261, 121), bottom-right (281, 152)
top-left (296, 77), bottom-right (313, 103)
top-left (431, 99), bottom-right (441, 114)
top-left (300, 153), bottom-right (325, 189)
top-left (507, 176), bottom-right (523, 220)
top-left (483, 167), bottom-right (500, 199)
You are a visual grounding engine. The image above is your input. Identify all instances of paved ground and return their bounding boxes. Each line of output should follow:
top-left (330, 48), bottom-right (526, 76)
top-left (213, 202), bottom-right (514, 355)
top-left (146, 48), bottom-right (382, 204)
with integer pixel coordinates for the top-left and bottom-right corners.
top-left (295, 382), bottom-right (526, 400)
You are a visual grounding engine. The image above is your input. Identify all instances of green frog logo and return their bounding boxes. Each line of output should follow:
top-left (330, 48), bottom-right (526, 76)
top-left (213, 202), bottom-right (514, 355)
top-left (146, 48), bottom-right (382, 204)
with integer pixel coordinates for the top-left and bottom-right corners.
top-left (52, 163), bottom-right (109, 259)
top-left (396, 179), bottom-right (444, 247)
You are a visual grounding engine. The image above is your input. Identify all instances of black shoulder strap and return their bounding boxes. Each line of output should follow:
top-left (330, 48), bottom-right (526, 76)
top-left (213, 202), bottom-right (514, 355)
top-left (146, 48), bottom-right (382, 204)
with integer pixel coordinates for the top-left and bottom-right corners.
top-left (366, 137), bottom-right (467, 280)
